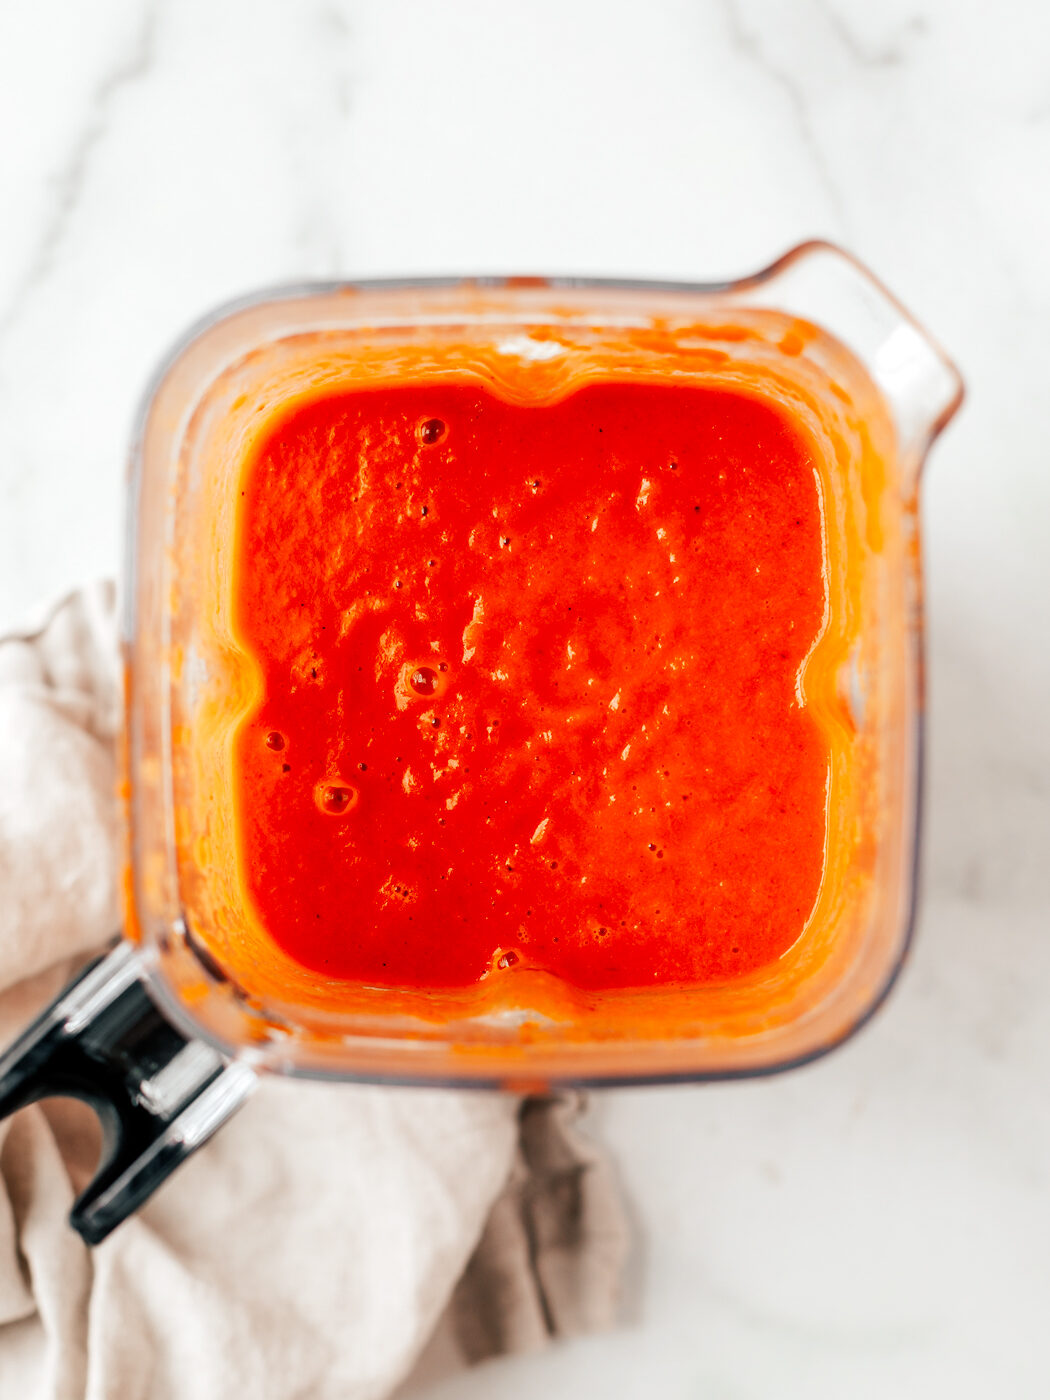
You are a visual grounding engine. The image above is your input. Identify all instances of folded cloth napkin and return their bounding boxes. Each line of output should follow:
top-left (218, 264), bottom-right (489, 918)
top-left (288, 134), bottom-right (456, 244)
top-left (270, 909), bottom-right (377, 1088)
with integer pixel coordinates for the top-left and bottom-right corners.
top-left (0, 583), bottom-right (628, 1400)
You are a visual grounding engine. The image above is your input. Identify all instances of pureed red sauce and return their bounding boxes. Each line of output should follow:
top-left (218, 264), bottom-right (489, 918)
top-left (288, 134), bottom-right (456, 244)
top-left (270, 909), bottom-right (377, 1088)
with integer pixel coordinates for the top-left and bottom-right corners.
top-left (231, 379), bottom-right (828, 993)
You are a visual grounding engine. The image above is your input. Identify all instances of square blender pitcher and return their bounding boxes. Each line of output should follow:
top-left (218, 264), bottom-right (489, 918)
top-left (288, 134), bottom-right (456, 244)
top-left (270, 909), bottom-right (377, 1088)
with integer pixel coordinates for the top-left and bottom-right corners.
top-left (0, 242), bottom-right (963, 1242)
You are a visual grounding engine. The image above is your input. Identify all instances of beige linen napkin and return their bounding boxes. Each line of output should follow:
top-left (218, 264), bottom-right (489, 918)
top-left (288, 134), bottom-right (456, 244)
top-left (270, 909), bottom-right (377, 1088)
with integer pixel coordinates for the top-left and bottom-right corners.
top-left (0, 583), bottom-right (627, 1400)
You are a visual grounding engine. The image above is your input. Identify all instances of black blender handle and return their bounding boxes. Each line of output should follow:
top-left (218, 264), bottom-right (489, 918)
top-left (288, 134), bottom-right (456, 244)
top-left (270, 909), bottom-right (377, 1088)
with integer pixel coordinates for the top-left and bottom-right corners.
top-left (0, 942), bottom-right (255, 1244)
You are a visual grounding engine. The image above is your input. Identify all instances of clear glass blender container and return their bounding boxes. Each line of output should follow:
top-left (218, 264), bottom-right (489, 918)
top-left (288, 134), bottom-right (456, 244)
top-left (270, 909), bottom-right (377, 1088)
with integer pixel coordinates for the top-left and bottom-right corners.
top-left (0, 242), bottom-right (963, 1241)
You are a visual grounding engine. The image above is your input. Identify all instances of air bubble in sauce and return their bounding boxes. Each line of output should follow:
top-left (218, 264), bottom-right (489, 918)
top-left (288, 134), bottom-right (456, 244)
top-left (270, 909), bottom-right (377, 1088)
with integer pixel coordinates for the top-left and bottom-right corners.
top-left (316, 782), bottom-right (358, 815)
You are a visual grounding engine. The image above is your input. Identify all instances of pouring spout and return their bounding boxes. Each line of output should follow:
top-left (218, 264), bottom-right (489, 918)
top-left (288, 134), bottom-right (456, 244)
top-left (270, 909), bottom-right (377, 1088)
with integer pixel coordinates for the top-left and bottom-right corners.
top-left (732, 240), bottom-right (964, 469)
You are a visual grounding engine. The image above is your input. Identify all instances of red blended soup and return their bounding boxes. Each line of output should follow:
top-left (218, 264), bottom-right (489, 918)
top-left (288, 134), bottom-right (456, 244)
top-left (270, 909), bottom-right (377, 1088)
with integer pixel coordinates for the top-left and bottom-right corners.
top-left (230, 378), bottom-right (828, 994)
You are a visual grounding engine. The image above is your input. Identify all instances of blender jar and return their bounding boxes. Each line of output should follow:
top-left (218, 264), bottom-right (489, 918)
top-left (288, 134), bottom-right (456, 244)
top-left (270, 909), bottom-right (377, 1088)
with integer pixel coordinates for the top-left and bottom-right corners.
top-left (0, 243), bottom-right (963, 1241)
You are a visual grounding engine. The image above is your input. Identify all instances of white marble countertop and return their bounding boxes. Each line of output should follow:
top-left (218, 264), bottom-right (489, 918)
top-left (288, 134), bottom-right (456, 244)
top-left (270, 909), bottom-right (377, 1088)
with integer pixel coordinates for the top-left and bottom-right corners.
top-left (2, 1), bottom-right (1048, 1395)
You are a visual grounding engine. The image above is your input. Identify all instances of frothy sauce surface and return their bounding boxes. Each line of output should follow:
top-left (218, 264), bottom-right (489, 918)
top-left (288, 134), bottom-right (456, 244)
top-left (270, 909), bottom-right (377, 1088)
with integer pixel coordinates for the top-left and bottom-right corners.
top-left (231, 380), bottom-right (828, 991)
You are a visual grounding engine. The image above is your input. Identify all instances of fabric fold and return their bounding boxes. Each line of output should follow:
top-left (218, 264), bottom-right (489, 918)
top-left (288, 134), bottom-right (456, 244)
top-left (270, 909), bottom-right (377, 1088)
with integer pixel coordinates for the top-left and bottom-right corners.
top-left (0, 585), bottom-right (626, 1400)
